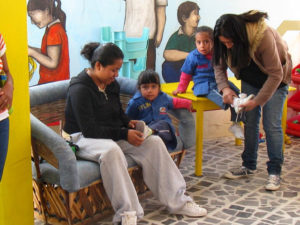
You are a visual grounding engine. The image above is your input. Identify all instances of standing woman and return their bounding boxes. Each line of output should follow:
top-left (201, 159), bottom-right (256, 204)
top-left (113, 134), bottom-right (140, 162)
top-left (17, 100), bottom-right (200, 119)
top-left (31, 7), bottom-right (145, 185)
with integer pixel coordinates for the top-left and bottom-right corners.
top-left (0, 33), bottom-right (14, 182)
top-left (27, 0), bottom-right (69, 84)
top-left (63, 42), bottom-right (207, 224)
top-left (213, 10), bottom-right (292, 191)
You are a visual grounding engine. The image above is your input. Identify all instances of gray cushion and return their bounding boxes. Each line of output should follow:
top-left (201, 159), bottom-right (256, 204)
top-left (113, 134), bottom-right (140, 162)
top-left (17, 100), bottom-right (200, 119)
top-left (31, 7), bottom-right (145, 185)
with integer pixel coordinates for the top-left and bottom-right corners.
top-left (32, 158), bottom-right (135, 189)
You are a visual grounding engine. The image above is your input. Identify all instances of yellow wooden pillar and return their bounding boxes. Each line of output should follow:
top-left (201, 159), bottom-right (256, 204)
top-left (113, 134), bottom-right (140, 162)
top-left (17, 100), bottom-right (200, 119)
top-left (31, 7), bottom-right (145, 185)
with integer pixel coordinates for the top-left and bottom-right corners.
top-left (0, 1), bottom-right (34, 225)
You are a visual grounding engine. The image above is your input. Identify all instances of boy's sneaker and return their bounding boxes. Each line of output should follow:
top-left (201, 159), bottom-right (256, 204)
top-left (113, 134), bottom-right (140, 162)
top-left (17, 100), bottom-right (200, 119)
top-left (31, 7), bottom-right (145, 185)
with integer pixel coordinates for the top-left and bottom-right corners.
top-left (232, 93), bottom-right (255, 114)
top-left (120, 211), bottom-right (137, 225)
top-left (229, 122), bottom-right (244, 139)
top-left (174, 201), bottom-right (207, 217)
top-left (265, 174), bottom-right (281, 191)
top-left (224, 166), bottom-right (256, 179)
top-left (135, 121), bottom-right (152, 138)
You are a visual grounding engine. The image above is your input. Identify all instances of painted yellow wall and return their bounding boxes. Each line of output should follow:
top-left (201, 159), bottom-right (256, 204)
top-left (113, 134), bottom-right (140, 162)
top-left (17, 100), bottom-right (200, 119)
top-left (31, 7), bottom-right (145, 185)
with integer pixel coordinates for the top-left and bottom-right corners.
top-left (0, 1), bottom-right (34, 225)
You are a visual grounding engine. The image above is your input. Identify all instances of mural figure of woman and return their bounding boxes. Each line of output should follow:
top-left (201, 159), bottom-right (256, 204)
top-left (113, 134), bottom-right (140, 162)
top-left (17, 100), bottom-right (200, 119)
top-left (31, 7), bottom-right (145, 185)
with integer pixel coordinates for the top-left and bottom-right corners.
top-left (123, 0), bottom-right (167, 70)
top-left (162, 1), bottom-right (200, 83)
top-left (27, 0), bottom-right (69, 84)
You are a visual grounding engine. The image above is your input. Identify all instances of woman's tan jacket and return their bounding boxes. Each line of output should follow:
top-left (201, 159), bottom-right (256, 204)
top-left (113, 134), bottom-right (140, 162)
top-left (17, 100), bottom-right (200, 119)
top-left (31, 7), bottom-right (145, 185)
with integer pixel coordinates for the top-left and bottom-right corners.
top-left (214, 18), bottom-right (292, 106)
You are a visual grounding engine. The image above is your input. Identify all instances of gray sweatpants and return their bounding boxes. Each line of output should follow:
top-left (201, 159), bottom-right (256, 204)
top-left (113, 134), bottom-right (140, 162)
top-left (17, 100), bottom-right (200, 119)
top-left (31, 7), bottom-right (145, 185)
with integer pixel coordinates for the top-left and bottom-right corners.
top-left (71, 133), bottom-right (192, 223)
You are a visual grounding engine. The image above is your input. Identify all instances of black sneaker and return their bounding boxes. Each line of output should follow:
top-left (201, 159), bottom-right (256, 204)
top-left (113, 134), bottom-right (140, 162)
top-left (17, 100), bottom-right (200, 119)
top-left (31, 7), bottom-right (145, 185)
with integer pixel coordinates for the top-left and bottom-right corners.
top-left (224, 166), bottom-right (256, 179)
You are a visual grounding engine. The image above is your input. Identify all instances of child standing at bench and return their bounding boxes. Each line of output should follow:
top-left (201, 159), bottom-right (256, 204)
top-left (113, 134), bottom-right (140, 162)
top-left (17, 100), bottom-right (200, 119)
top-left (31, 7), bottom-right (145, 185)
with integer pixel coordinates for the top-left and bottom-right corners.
top-left (64, 42), bottom-right (207, 225)
top-left (126, 70), bottom-right (193, 150)
top-left (173, 26), bottom-right (244, 139)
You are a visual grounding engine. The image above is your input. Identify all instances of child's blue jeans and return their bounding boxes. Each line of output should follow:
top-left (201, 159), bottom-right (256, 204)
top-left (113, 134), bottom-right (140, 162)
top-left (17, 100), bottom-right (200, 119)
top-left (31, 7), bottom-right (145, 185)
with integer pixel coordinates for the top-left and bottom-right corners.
top-left (0, 118), bottom-right (9, 181)
top-left (205, 81), bottom-right (241, 122)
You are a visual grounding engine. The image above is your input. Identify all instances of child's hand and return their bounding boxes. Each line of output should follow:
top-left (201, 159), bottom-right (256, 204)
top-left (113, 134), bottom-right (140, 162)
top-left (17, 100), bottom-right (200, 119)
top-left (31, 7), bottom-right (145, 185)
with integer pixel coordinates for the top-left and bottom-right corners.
top-left (190, 104), bottom-right (196, 112)
top-left (173, 89), bottom-right (184, 96)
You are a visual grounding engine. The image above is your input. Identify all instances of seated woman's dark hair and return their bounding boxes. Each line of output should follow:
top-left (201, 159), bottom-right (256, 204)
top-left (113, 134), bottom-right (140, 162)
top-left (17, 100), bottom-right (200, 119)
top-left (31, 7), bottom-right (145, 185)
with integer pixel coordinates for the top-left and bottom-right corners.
top-left (80, 42), bottom-right (124, 68)
top-left (137, 69), bottom-right (161, 88)
top-left (213, 10), bottom-right (268, 68)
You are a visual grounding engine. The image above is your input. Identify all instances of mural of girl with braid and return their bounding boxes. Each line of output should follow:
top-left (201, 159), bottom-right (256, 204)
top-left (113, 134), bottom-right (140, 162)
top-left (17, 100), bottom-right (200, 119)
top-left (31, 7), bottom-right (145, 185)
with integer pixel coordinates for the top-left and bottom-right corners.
top-left (27, 0), bottom-right (70, 84)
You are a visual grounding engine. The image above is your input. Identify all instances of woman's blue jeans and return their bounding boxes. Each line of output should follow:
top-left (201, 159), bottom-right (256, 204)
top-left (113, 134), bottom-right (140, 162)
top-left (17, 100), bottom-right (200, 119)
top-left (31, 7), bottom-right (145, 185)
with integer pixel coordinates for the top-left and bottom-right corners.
top-left (0, 118), bottom-right (9, 181)
top-left (241, 81), bottom-right (288, 175)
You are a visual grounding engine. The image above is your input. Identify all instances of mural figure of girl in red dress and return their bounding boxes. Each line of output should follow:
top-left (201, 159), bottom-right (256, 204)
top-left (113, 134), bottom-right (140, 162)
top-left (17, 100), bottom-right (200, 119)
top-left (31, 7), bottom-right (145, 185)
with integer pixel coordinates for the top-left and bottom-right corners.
top-left (27, 0), bottom-right (69, 84)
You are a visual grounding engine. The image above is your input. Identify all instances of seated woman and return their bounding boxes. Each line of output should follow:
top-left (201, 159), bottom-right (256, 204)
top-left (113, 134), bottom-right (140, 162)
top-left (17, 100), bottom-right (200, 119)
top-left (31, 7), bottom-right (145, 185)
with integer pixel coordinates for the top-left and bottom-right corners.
top-left (63, 42), bottom-right (207, 225)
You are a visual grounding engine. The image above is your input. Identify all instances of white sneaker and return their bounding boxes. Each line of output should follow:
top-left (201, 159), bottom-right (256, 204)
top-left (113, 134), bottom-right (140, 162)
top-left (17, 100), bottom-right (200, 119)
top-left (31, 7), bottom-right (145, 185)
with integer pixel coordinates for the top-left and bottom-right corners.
top-left (265, 174), bottom-right (281, 191)
top-left (120, 211), bottom-right (137, 225)
top-left (232, 93), bottom-right (255, 114)
top-left (135, 121), bottom-right (152, 138)
top-left (174, 201), bottom-right (207, 217)
top-left (229, 123), bottom-right (244, 139)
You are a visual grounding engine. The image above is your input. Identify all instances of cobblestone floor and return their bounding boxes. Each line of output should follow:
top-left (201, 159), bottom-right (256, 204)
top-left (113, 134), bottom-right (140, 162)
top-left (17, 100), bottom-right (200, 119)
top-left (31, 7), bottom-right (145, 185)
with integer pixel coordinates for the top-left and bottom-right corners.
top-left (35, 136), bottom-right (300, 225)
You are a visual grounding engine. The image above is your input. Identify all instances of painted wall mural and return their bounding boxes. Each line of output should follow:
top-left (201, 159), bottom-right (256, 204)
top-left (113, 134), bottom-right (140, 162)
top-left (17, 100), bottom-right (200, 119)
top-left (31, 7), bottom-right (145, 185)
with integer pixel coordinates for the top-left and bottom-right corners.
top-left (162, 1), bottom-right (200, 83)
top-left (26, 0), bottom-right (300, 86)
top-left (27, 0), bottom-right (69, 84)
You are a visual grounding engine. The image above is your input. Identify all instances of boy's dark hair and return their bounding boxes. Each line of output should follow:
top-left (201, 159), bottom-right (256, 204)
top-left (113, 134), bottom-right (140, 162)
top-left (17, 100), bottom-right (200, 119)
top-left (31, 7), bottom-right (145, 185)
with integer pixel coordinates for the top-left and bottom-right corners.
top-left (137, 70), bottom-right (161, 88)
top-left (196, 26), bottom-right (213, 40)
top-left (213, 10), bottom-right (268, 68)
top-left (80, 42), bottom-right (124, 68)
top-left (27, 0), bottom-right (67, 31)
top-left (177, 1), bottom-right (200, 26)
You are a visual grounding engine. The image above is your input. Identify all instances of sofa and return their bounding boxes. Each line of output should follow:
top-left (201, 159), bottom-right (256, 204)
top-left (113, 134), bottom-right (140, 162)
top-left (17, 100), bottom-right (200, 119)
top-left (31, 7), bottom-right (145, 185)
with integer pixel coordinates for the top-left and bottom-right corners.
top-left (30, 77), bottom-right (195, 225)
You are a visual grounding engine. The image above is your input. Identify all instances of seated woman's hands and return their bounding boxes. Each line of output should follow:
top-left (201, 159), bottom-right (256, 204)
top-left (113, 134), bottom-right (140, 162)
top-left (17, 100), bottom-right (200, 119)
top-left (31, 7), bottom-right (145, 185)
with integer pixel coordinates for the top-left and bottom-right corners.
top-left (128, 120), bottom-right (137, 129)
top-left (127, 129), bottom-right (144, 146)
top-left (127, 120), bottom-right (144, 146)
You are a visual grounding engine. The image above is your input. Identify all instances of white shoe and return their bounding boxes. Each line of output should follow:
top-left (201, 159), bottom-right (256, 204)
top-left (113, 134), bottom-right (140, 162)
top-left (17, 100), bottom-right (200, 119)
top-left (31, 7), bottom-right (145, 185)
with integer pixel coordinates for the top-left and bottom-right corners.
top-left (229, 123), bottom-right (244, 139)
top-left (232, 93), bottom-right (255, 114)
top-left (174, 201), bottom-right (207, 217)
top-left (265, 174), bottom-right (281, 191)
top-left (135, 121), bottom-right (152, 138)
top-left (120, 211), bottom-right (137, 225)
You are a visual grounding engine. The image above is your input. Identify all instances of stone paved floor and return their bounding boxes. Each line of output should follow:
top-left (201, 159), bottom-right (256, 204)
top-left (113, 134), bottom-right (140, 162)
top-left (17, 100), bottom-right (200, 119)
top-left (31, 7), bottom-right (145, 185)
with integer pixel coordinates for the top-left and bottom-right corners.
top-left (35, 136), bottom-right (300, 225)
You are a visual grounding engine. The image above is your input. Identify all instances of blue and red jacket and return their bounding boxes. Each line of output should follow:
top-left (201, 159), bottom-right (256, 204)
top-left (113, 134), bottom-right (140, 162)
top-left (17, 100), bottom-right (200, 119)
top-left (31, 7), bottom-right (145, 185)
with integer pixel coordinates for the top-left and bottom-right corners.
top-left (126, 91), bottom-right (191, 150)
top-left (179, 49), bottom-right (215, 96)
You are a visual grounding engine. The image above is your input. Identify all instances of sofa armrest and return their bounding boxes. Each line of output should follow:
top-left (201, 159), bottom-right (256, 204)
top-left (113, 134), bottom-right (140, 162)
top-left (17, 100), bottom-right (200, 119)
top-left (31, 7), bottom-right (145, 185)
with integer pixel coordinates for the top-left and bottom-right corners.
top-left (31, 113), bottom-right (80, 192)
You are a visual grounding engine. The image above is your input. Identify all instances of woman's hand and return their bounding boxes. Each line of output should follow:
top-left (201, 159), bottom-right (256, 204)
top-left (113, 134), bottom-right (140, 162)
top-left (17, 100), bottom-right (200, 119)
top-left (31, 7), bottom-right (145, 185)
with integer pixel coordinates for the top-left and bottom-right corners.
top-left (222, 87), bottom-right (237, 105)
top-left (240, 99), bottom-right (258, 112)
top-left (128, 120), bottom-right (138, 129)
top-left (127, 129), bottom-right (144, 146)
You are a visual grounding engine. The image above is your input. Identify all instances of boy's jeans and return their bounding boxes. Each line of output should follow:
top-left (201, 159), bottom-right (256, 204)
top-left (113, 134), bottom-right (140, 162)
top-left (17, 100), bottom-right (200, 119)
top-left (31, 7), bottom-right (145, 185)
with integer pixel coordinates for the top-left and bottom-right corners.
top-left (241, 81), bottom-right (288, 175)
top-left (206, 81), bottom-right (241, 122)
